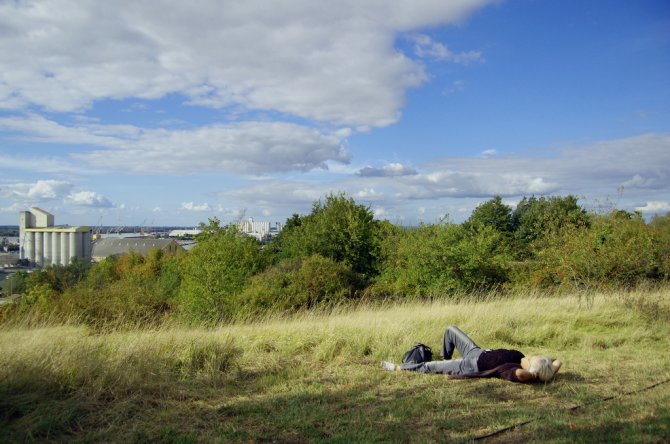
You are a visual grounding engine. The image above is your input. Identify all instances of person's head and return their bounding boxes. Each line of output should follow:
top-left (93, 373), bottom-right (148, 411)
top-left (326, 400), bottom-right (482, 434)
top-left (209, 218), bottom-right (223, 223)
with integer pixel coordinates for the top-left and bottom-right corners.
top-left (527, 355), bottom-right (558, 382)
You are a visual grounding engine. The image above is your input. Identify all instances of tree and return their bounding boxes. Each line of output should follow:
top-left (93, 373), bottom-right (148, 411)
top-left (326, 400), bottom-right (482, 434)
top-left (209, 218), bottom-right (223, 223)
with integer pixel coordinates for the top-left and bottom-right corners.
top-left (373, 221), bottom-right (511, 297)
top-left (512, 195), bottom-right (589, 252)
top-left (273, 193), bottom-right (380, 278)
top-left (465, 196), bottom-right (513, 234)
top-left (177, 219), bottom-right (267, 322)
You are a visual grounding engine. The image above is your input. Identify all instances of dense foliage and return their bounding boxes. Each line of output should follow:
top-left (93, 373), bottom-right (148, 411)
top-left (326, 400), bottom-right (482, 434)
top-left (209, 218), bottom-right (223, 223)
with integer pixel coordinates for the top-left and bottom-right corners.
top-left (2, 193), bottom-right (669, 325)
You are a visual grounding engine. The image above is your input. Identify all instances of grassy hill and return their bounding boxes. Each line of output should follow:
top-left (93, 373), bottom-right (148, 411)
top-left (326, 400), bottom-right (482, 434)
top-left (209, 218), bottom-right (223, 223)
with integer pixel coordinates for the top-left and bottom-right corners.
top-left (1, 288), bottom-right (669, 443)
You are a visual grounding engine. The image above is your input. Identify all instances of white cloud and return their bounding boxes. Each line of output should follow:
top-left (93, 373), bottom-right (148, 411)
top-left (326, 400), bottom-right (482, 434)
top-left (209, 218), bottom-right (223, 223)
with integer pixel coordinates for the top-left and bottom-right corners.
top-left (211, 133), bottom-right (670, 223)
top-left (429, 133), bottom-right (670, 194)
top-left (355, 188), bottom-right (384, 200)
top-left (411, 34), bottom-right (483, 64)
top-left (0, 202), bottom-right (24, 214)
top-left (0, 180), bottom-right (73, 201)
top-left (0, 0), bottom-right (493, 127)
top-left (372, 206), bottom-right (387, 218)
top-left (0, 115), bottom-right (351, 175)
top-left (396, 172), bottom-right (558, 199)
top-left (480, 149), bottom-right (497, 158)
top-left (0, 153), bottom-right (79, 175)
top-left (357, 162), bottom-right (418, 177)
top-left (179, 202), bottom-right (211, 212)
top-left (66, 191), bottom-right (113, 208)
top-left (622, 174), bottom-right (663, 189)
top-left (0, 179), bottom-right (113, 210)
top-left (635, 201), bottom-right (670, 214)
top-left (219, 181), bottom-right (327, 208)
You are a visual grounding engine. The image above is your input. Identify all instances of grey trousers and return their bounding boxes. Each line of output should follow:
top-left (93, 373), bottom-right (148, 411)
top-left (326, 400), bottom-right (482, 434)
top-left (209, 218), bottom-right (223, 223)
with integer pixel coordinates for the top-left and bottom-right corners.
top-left (400, 326), bottom-right (484, 375)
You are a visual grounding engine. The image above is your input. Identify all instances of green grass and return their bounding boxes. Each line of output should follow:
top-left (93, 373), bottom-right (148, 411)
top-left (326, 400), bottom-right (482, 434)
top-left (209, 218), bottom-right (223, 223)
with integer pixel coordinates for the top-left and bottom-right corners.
top-left (1, 288), bottom-right (669, 443)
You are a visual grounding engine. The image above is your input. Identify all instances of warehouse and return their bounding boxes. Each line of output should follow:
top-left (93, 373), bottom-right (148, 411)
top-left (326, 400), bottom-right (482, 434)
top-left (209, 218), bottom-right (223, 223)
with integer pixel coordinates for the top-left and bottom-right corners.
top-left (91, 238), bottom-right (184, 262)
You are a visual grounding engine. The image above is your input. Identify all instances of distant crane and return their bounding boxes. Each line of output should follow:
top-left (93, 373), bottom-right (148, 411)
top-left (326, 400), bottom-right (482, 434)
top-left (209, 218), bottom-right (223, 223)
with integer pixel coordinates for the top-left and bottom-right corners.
top-left (94, 216), bottom-right (103, 240)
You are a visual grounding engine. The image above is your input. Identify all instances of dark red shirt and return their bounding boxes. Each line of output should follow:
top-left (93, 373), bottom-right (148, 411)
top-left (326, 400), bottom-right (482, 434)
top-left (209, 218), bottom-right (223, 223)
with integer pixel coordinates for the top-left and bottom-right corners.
top-left (477, 349), bottom-right (525, 371)
top-left (447, 349), bottom-right (526, 383)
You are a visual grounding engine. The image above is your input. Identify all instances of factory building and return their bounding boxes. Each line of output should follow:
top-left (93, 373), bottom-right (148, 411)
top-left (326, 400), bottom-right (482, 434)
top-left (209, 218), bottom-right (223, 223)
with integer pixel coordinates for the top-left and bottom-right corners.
top-left (91, 238), bottom-right (184, 262)
top-left (236, 217), bottom-right (283, 242)
top-left (19, 208), bottom-right (92, 267)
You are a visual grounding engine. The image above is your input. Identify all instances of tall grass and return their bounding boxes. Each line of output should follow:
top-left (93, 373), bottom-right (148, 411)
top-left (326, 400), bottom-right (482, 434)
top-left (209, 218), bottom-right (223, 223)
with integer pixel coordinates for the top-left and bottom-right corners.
top-left (1, 288), bottom-right (669, 442)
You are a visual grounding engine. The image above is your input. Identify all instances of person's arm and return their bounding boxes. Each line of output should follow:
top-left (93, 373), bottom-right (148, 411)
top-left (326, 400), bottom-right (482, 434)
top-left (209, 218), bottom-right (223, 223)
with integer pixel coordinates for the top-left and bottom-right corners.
top-left (520, 357), bottom-right (530, 370)
top-left (514, 368), bottom-right (536, 382)
top-left (551, 359), bottom-right (562, 374)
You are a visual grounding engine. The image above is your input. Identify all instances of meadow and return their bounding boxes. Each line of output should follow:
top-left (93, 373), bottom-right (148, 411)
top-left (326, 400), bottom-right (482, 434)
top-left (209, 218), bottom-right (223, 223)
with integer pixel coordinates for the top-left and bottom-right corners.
top-left (2, 287), bottom-right (669, 443)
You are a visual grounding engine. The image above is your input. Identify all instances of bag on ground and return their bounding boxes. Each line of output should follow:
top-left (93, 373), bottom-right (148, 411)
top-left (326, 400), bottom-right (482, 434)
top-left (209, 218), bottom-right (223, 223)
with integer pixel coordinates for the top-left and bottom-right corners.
top-left (402, 343), bottom-right (433, 364)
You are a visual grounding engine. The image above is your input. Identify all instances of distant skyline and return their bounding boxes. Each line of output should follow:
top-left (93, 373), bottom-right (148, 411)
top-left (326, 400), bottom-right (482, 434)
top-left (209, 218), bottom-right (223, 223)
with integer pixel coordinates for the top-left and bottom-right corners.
top-left (1, 0), bottom-right (669, 227)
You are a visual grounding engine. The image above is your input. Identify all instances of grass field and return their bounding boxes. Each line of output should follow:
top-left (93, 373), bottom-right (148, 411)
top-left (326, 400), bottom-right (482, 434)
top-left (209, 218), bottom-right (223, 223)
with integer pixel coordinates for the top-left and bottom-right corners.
top-left (1, 288), bottom-right (669, 443)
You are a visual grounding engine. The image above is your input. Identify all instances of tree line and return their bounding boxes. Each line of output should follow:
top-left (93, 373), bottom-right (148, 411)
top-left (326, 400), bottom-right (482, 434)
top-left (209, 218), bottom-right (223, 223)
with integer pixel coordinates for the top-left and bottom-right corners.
top-left (2, 193), bottom-right (669, 326)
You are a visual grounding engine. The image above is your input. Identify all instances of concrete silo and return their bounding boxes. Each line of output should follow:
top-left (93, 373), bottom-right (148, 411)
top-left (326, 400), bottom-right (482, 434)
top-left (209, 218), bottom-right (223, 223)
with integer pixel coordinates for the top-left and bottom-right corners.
top-left (19, 208), bottom-right (92, 267)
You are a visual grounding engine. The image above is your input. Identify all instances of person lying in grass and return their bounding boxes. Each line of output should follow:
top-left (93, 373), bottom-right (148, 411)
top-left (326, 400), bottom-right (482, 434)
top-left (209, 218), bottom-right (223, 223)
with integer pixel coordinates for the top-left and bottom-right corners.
top-left (382, 325), bottom-right (562, 383)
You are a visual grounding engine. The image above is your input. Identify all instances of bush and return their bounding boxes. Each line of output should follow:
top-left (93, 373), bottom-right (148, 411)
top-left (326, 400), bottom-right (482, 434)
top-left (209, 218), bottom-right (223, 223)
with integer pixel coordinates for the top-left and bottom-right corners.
top-left (4, 249), bottom-right (184, 327)
top-left (512, 195), bottom-right (590, 257)
top-left (271, 193), bottom-right (380, 277)
top-left (372, 222), bottom-right (511, 298)
top-left (177, 220), bottom-right (267, 323)
top-left (528, 212), bottom-right (663, 289)
top-left (233, 254), bottom-right (356, 318)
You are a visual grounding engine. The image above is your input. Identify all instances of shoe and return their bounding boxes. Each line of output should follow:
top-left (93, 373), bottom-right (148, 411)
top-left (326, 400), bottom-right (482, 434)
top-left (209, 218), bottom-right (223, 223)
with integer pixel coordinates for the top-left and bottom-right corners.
top-left (381, 361), bottom-right (397, 371)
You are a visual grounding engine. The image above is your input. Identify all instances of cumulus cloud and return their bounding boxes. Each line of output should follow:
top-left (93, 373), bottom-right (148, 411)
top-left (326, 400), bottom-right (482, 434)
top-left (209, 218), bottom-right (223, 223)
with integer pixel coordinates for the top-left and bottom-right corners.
top-left (213, 133), bottom-right (670, 223)
top-left (0, 115), bottom-right (350, 175)
top-left (357, 163), bottom-right (418, 177)
top-left (66, 191), bottom-right (113, 208)
top-left (0, 0), bottom-right (493, 127)
top-left (0, 180), bottom-right (73, 201)
top-left (0, 179), bottom-right (114, 209)
top-left (179, 202), bottom-right (212, 212)
top-left (635, 201), bottom-right (670, 214)
top-left (354, 188), bottom-right (384, 200)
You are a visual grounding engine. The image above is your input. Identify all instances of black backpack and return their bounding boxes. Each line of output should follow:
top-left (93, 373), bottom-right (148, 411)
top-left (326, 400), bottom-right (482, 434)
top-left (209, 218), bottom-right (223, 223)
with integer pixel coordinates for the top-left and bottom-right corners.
top-left (402, 343), bottom-right (433, 364)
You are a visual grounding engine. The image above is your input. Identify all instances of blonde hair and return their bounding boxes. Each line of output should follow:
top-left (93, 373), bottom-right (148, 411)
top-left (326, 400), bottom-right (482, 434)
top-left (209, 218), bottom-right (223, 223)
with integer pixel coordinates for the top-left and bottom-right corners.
top-left (527, 356), bottom-right (556, 382)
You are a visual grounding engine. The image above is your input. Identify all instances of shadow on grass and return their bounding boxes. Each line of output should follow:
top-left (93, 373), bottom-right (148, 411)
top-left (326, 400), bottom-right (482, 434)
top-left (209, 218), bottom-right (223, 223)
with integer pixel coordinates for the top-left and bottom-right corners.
top-left (0, 366), bottom-right (609, 443)
top-left (554, 371), bottom-right (585, 382)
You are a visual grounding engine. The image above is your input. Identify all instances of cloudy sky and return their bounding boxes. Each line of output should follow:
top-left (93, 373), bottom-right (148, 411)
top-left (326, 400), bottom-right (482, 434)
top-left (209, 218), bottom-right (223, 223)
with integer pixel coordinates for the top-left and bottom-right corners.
top-left (1, 0), bottom-right (669, 227)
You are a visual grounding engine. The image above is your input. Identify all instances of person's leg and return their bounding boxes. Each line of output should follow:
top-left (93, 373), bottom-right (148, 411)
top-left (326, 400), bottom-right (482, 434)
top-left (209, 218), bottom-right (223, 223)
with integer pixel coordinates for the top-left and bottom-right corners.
top-left (441, 326), bottom-right (481, 360)
top-left (399, 357), bottom-right (480, 375)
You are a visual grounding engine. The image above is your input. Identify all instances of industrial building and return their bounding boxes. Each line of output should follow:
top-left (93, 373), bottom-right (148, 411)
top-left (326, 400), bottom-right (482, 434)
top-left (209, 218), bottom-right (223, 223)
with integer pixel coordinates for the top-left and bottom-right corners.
top-left (237, 217), bottom-right (282, 242)
top-left (91, 238), bottom-right (184, 262)
top-left (19, 208), bottom-right (92, 267)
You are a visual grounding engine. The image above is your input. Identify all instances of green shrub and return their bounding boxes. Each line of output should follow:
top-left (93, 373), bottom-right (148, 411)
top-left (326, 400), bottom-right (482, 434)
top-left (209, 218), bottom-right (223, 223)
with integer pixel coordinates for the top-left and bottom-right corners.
top-left (1, 270), bottom-right (28, 296)
top-left (177, 220), bottom-right (267, 323)
top-left (512, 195), bottom-right (590, 257)
top-left (234, 254), bottom-right (355, 318)
top-left (271, 193), bottom-right (380, 277)
top-left (372, 222), bottom-right (511, 298)
top-left (529, 212), bottom-right (663, 289)
top-left (4, 249), bottom-right (184, 327)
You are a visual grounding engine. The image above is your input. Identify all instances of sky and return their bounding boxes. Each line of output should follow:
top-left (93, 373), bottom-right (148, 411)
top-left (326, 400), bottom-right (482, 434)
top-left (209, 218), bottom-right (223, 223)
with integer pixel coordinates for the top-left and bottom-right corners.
top-left (1, 0), bottom-right (669, 228)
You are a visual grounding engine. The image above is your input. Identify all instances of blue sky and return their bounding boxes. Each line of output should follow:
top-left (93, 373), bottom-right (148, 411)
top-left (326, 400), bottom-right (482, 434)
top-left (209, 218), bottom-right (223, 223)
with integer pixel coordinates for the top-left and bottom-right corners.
top-left (1, 0), bottom-right (669, 227)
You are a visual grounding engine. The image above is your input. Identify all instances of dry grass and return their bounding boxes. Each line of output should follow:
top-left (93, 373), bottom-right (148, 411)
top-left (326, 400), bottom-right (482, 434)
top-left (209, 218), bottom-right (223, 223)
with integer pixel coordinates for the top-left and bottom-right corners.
top-left (1, 288), bottom-right (669, 442)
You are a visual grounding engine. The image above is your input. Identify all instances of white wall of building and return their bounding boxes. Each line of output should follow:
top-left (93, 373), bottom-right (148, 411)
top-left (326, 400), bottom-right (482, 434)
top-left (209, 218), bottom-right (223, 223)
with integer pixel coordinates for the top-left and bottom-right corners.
top-left (18, 207), bottom-right (92, 267)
